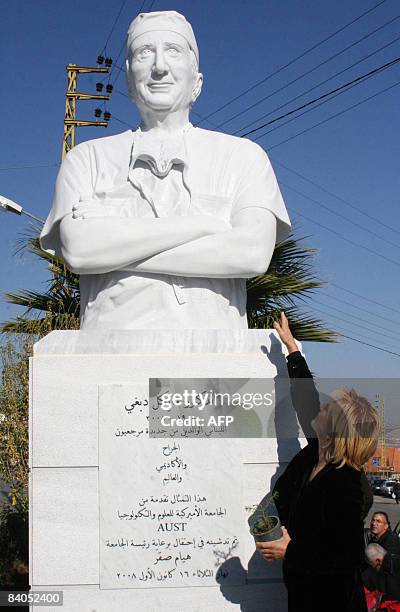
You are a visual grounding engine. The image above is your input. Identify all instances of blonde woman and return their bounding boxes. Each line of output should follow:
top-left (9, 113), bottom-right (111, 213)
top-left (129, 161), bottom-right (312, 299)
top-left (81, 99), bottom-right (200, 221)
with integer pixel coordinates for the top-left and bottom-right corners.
top-left (257, 312), bottom-right (380, 612)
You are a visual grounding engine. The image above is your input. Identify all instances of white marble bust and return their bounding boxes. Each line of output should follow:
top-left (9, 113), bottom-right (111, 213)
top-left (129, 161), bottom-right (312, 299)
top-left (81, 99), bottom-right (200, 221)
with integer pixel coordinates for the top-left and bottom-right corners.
top-left (40, 10), bottom-right (291, 330)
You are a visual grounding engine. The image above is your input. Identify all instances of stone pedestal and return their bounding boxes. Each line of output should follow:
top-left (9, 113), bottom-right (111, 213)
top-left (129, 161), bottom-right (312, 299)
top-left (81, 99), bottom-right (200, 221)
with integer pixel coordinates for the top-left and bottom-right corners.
top-left (29, 330), bottom-right (303, 611)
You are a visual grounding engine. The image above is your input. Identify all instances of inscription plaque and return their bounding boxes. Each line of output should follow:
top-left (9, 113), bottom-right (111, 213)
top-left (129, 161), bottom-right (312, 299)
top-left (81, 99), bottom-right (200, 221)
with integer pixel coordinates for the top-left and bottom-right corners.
top-left (99, 384), bottom-right (245, 589)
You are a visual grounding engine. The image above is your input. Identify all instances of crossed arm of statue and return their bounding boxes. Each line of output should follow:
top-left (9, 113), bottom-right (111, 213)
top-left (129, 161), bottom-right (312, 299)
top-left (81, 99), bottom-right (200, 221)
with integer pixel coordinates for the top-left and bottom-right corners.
top-left (59, 201), bottom-right (277, 279)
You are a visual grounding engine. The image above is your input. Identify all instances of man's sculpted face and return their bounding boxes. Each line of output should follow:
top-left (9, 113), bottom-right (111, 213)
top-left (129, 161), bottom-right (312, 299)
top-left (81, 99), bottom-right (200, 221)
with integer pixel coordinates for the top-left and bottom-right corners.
top-left (127, 30), bottom-right (202, 114)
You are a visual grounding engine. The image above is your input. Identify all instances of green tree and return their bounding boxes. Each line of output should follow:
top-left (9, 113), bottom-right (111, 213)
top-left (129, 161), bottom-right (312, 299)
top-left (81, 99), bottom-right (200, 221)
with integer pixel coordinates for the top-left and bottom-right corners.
top-left (0, 337), bottom-right (30, 588)
top-left (2, 227), bottom-right (80, 336)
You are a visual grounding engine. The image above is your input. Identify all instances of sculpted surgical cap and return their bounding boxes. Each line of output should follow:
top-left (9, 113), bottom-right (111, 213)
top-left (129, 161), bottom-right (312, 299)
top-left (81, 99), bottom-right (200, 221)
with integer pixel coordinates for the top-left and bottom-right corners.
top-left (126, 11), bottom-right (199, 66)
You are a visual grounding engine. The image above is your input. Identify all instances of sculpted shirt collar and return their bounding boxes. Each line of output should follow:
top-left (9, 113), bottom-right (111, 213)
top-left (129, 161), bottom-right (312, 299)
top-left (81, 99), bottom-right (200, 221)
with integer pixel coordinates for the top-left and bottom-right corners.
top-left (129, 123), bottom-right (192, 178)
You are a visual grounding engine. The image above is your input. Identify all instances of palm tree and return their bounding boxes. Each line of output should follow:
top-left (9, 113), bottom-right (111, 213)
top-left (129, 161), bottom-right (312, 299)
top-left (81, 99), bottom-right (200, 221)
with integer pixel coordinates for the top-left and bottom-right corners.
top-left (2, 226), bottom-right (80, 335)
top-left (247, 235), bottom-right (336, 341)
top-left (1, 225), bottom-right (336, 342)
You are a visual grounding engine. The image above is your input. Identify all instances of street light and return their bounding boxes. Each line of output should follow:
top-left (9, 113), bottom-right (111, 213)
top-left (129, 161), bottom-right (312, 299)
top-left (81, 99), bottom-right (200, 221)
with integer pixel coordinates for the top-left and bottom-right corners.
top-left (0, 195), bottom-right (45, 224)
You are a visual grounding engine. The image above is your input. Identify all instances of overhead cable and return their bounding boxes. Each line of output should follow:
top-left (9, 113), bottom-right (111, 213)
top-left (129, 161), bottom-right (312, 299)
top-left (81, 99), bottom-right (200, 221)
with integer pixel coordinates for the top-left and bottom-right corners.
top-left (0, 163), bottom-right (59, 171)
top-left (310, 305), bottom-right (400, 348)
top-left (288, 205), bottom-right (400, 268)
top-left (310, 298), bottom-right (400, 339)
top-left (222, 14), bottom-right (400, 131)
top-left (112, 114), bottom-right (133, 128)
top-left (331, 283), bottom-right (400, 314)
top-left (194, 0), bottom-right (388, 125)
top-left (281, 180), bottom-right (400, 251)
top-left (263, 79), bottom-right (400, 148)
top-left (241, 55), bottom-right (400, 139)
top-left (335, 334), bottom-right (400, 358)
top-left (108, 0), bottom-right (148, 85)
top-left (234, 29), bottom-right (400, 135)
top-left (99, 0), bottom-right (130, 56)
top-left (325, 293), bottom-right (400, 327)
top-left (272, 158), bottom-right (400, 237)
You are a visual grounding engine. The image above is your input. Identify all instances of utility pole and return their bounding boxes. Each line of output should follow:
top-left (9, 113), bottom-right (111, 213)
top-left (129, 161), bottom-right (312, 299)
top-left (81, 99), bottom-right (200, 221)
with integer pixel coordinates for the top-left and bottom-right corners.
top-left (62, 63), bottom-right (111, 159)
top-left (376, 394), bottom-right (386, 478)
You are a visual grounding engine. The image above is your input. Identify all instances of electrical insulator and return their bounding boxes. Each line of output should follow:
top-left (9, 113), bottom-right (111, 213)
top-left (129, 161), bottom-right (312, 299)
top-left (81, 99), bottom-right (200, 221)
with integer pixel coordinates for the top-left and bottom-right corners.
top-left (106, 84), bottom-right (113, 93)
top-left (94, 108), bottom-right (102, 118)
top-left (97, 55), bottom-right (105, 65)
top-left (104, 111), bottom-right (111, 121)
top-left (96, 83), bottom-right (104, 92)
top-left (105, 57), bottom-right (113, 67)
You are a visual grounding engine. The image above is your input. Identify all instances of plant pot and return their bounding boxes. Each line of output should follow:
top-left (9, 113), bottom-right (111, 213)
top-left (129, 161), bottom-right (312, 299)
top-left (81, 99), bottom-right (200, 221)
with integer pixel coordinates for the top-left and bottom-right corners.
top-left (250, 515), bottom-right (283, 542)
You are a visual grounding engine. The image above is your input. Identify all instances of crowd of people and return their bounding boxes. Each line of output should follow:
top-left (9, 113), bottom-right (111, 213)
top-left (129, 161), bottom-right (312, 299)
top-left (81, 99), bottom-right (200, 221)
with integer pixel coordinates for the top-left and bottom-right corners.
top-left (363, 511), bottom-right (400, 610)
top-left (256, 312), bottom-right (400, 612)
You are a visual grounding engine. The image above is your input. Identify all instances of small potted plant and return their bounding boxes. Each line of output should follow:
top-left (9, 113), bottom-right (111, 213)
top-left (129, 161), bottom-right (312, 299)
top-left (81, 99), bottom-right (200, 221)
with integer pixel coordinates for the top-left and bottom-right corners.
top-left (248, 492), bottom-right (283, 542)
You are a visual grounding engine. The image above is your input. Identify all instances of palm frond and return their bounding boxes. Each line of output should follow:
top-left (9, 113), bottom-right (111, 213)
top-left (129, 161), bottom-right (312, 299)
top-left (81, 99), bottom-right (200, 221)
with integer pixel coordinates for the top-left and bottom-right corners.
top-left (247, 234), bottom-right (336, 342)
top-left (1, 313), bottom-right (80, 335)
top-left (1, 226), bottom-right (80, 335)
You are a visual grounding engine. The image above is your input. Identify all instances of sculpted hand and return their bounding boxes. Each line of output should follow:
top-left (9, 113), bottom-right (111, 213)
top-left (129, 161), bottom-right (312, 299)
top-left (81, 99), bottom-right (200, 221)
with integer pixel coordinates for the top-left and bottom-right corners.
top-left (255, 527), bottom-right (291, 561)
top-left (72, 201), bottom-right (113, 220)
top-left (273, 312), bottom-right (298, 354)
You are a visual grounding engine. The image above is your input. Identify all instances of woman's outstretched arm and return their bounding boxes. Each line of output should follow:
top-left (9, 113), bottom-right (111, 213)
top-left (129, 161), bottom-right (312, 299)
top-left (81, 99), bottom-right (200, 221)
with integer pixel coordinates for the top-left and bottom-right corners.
top-left (273, 312), bottom-right (320, 442)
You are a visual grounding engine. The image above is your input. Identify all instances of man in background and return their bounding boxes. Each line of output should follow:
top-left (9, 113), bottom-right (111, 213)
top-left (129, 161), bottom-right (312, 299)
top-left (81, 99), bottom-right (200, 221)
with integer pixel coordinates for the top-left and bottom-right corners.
top-left (363, 512), bottom-right (400, 606)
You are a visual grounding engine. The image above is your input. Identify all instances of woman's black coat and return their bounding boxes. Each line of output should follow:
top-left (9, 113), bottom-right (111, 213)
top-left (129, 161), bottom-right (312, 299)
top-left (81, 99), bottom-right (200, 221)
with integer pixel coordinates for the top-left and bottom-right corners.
top-left (272, 352), bottom-right (372, 612)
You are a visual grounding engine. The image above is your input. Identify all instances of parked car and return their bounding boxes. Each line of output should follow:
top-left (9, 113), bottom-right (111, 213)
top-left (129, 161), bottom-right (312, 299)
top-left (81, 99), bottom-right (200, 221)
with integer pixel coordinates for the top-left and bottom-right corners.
top-left (381, 480), bottom-right (398, 498)
top-left (372, 479), bottom-right (386, 494)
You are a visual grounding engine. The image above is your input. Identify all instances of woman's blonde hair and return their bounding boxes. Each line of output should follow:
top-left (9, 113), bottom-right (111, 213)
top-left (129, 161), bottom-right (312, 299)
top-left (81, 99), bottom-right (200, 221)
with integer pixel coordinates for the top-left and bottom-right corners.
top-left (321, 388), bottom-right (380, 470)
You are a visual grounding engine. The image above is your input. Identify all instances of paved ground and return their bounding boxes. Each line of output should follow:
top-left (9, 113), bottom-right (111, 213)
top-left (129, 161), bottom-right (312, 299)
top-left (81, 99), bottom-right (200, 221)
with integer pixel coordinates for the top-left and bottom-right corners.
top-left (365, 494), bottom-right (400, 531)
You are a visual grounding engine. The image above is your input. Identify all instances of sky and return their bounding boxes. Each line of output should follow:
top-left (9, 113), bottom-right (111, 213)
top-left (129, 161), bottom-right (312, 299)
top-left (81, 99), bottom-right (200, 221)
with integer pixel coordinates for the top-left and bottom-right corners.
top-left (1, 0), bottom-right (400, 419)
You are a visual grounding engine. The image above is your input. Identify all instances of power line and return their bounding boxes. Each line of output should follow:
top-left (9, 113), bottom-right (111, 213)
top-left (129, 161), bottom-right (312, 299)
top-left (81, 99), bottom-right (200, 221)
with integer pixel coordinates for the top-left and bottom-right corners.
top-left (331, 322), bottom-right (400, 352)
top-left (108, 0), bottom-right (148, 86)
top-left (116, 87), bottom-right (130, 97)
top-left (325, 293), bottom-right (400, 327)
top-left (331, 283), bottom-right (400, 315)
top-left (334, 332), bottom-right (400, 358)
top-left (310, 305), bottom-right (400, 348)
top-left (222, 15), bottom-right (400, 132)
top-left (311, 298), bottom-right (400, 339)
top-left (271, 158), bottom-right (400, 237)
top-left (0, 163), bottom-right (59, 171)
top-left (288, 205), bottom-right (400, 268)
top-left (302, 304), bottom-right (400, 355)
top-left (320, 314), bottom-right (400, 347)
top-left (281, 180), bottom-right (400, 251)
top-left (112, 114), bottom-right (134, 128)
top-left (234, 29), bottom-right (400, 136)
top-left (241, 55), bottom-right (400, 139)
top-left (194, 0), bottom-right (388, 125)
top-left (263, 78), bottom-right (400, 148)
top-left (99, 0), bottom-right (130, 56)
